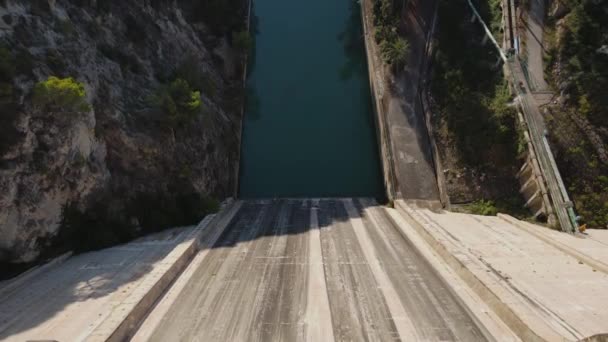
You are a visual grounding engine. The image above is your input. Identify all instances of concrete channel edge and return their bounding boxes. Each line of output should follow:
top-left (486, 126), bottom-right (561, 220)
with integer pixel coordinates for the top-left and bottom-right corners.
top-left (498, 214), bottom-right (608, 275)
top-left (129, 200), bottom-right (243, 341)
top-left (92, 201), bottom-right (242, 342)
top-left (392, 200), bottom-right (558, 342)
top-left (382, 206), bottom-right (519, 342)
top-left (359, 0), bottom-right (399, 200)
top-left (0, 252), bottom-right (72, 299)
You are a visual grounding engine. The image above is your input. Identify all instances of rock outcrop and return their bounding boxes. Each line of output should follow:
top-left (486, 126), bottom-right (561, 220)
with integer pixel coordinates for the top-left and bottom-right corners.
top-left (0, 0), bottom-right (245, 263)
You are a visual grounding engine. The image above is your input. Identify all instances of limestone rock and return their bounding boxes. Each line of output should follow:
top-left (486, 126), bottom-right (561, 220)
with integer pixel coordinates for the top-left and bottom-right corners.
top-left (0, 0), bottom-right (243, 263)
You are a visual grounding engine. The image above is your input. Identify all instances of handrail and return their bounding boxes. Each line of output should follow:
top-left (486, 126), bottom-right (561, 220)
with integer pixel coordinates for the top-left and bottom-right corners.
top-left (465, 0), bottom-right (577, 233)
top-left (510, 58), bottom-right (576, 233)
top-left (465, 0), bottom-right (508, 62)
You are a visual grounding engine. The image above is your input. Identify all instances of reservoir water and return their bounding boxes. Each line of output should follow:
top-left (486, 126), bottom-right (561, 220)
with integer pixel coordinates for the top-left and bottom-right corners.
top-left (238, 0), bottom-right (384, 198)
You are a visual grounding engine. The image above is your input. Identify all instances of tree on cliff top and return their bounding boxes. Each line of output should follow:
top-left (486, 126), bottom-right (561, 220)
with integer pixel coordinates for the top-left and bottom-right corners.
top-left (33, 76), bottom-right (91, 112)
top-left (149, 78), bottom-right (203, 142)
top-left (232, 30), bottom-right (252, 56)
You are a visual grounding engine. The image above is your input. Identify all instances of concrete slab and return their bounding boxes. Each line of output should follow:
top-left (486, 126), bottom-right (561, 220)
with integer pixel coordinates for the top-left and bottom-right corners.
top-left (137, 199), bottom-right (488, 341)
top-left (397, 200), bottom-right (608, 341)
top-left (0, 216), bottom-right (214, 342)
top-left (391, 0), bottom-right (444, 201)
top-left (499, 214), bottom-right (608, 275)
top-left (382, 206), bottom-right (520, 342)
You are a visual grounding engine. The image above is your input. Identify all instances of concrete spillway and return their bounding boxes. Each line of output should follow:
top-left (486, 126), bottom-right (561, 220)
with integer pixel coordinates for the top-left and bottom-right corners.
top-left (4, 199), bottom-right (608, 341)
top-left (139, 199), bottom-right (486, 341)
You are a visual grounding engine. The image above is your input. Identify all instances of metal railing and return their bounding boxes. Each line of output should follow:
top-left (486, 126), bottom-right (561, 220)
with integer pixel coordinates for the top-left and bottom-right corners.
top-left (466, 0), bottom-right (577, 233)
top-left (509, 58), bottom-right (577, 233)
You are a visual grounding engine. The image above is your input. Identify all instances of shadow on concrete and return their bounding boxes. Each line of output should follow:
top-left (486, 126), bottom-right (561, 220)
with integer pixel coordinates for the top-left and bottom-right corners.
top-left (2, 0), bottom-right (442, 338)
top-left (0, 227), bottom-right (192, 340)
top-left (146, 198), bottom-right (488, 341)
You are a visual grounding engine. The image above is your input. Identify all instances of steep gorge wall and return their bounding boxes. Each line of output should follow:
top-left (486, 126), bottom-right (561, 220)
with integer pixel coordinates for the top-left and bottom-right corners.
top-left (542, 0), bottom-right (608, 228)
top-left (0, 0), bottom-right (245, 263)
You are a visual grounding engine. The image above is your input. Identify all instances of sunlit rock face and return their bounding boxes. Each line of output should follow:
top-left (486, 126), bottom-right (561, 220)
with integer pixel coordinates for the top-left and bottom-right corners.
top-left (0, 0), bottom-right (244, 263)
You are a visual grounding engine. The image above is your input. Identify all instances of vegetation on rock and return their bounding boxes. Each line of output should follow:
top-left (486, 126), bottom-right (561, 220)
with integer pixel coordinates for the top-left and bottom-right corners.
top-left (0, 0), bottom-right (243, 265)
top-left (174, 56), bottom-right (217, 99)
top-left (0, 47), bottom-right (21, 155)
top-left (55, 192), bottom-right (219, 254)
top-left (430, 0), bottom-right (525, 214)
top-left (543, 0), bottom-right (608, 227)
top-left (546, 0), bottom-right (607, 128)
top-left (150, 78), bottom-right (203, 129)
top-left (465, 199), bottom-right (499, 216)
top-left (372, 0), bottom-right (409, 69)
top-left (380, 36), bottom-right (409, 69)
top-left (0, 47), bottom-right (15, 81)
top-left (33, 76), bottom-right (91, 112)
top-left (232, 30), bottom-right (252, 57)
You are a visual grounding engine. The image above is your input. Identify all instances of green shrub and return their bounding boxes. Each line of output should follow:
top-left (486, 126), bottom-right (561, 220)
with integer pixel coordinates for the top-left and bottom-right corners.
top-left (374, 25), bottom-right (396, 44)
top-left (431, 0), bottom-right (519, 168)
top-left (174, 57), bottom-right (217, 98)
top-left (33, 76), bottom-right (91, 112)
top-left (55, 191), bottom-right (219, 254)
top-left (55, 202), bottom-right (137, 253)
top-left (128, 192), bottom-right (219, 233)
top-left (372, 0), bottom-right (409, 70)
top-left (232, 30), bottom-right (252, 55)
top-left (149, 78), bottom-right (202, 128)
top-left (372, 0), bottom-right (401, 28)
top-left (380, 36), bottom-right (409, 68)
top-left (557, 1), bottom-right (608, 128)
top-left (467, 200), bottom-right (498, 216)
top-left (0, 82), bottom-right (12, 101)
top-left (0, 47), bottom-right (15, 81)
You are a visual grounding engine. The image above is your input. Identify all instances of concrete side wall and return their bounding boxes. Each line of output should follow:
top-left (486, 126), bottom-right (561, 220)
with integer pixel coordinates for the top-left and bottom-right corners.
top-left (360, 0), bottom-right (441, 202)
top-left (398, 200), bottom-right (608, 340)
top-left (359, 0), bottom-right (398, 200)
top-left (233, 0), bottom-right (253, 198)
top-left (417, 10), bottom-right (450, 208)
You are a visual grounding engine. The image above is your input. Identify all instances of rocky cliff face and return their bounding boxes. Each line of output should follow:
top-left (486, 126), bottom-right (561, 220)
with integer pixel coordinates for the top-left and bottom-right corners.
top-left (0, 0), bottom-right (245, 263)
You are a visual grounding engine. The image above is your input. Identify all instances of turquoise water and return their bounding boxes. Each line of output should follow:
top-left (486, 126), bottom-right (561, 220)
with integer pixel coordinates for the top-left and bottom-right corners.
top-left (238, 0), bottom-right (384, 198)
